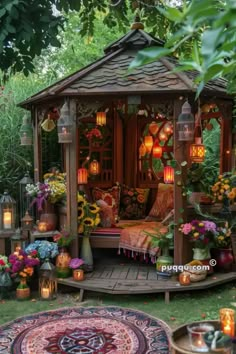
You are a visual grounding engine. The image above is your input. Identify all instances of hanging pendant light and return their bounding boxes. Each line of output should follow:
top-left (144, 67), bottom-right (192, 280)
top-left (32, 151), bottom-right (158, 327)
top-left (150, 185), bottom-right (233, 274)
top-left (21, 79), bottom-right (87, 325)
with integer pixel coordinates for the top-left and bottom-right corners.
top-left (144, 135), bottom-right (153, 154)
top-left (89, 160), bottom-right (100, 175)
top-left (149, 121), bottom-right (159, 135)
top-left (77, 168), bottom-right (88, 184)
top-left (163, 165), bottom-right (174, 184)
top-left (190, 137), bottom-right (205, 163)
top-left (96, 112), bottom-right (106, 126)
top-left (152, 141), bottom-right (162, 158)
top-left (20, 114), bottom-right (33, 146)
top-left (159, 132), bottom-right (168, 142)
top-left (57, 102), bottom-right (72, 143)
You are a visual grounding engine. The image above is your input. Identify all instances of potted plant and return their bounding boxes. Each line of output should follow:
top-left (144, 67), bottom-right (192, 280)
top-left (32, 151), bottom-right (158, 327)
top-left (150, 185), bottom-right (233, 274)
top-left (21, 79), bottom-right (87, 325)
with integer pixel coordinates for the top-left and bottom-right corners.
top-left (0, 255), bottom-right (12, 299)
top-left (69, 258), bottom-right (85, 281)
top-left (53, 230), bottom-right (74, 278)
top-left (145, 222), bottom-right (174, 279)
top-left (212, 222), bottom-right (234, 272)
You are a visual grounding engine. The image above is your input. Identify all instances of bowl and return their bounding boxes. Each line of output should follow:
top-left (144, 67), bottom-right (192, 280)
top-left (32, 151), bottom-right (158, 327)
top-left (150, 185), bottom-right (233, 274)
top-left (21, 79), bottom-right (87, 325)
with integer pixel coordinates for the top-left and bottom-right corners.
top-left (204, 330), bottom-right (231, 352)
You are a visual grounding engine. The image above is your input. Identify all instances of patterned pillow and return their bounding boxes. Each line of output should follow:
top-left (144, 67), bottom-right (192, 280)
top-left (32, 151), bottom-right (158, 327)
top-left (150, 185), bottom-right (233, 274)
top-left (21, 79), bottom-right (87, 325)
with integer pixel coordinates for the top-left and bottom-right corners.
top-left (119, 185), bottom-right (150, 220)
top-left (145, 183), bottom-right (174, 221)
top-left (92, 184), bottom-right (121, 221)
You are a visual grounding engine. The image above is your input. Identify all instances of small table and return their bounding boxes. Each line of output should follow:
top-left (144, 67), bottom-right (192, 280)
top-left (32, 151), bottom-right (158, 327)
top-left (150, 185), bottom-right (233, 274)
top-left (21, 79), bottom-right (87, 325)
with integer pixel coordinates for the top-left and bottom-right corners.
top-left (170, 320), bottom-right (231, 354)
top-left (30, 230), bottom-right (61, 243)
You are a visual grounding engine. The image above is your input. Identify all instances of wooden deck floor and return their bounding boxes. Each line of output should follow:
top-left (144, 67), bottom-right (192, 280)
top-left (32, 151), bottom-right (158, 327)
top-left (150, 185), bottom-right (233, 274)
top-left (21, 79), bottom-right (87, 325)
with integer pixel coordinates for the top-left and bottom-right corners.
top-left (57, 262), bottom-right (236, 304)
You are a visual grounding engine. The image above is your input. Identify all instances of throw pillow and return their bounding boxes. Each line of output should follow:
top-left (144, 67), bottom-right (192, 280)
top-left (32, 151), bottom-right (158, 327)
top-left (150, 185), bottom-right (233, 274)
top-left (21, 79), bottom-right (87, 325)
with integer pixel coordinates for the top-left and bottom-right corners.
top-left (92, 184), bottom-right (121, 221)
top-left (119, 185), bottom-right (150, 220)
top-left (96, 199), bottom-right (115, 227)
top-left (146, 183), bottom-right (174, 221)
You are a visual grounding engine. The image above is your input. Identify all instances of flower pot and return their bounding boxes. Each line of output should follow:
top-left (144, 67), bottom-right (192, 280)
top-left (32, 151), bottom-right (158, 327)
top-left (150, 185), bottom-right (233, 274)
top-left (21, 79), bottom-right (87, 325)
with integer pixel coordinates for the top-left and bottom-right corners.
top-left (156, 246), bottom-right (173, 279)
top-left (16, 277), bottom-right (30, 300)
top-left (192, 247), bottom-right (213, 274)
top-left (211, 248), bottom-right (233, 272)
top-left (0, 271), bottom-right (12, 299)
top-left (56, 247), bottom-right (72, 278)
top-left (80, 235), bottom-right (93, 272)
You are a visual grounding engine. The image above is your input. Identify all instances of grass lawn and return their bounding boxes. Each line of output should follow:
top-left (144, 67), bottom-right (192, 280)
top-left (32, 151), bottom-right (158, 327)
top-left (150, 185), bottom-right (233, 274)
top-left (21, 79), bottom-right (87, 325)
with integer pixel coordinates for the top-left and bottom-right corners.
top-left (1, 281), bottom-right (236, 329)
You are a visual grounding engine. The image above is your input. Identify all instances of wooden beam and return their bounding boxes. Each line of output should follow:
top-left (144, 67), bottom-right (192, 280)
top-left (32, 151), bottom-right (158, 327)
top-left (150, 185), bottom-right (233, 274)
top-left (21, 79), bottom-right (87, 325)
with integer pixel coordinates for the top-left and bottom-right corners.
top-left (218, 101), bottom-right (233, 172)
top-left (113, 108), bottom-right (123, 184)
top-left (68, 99), bottom-right (78, 258)
top-left (173, 99), bottom-right (192, 265)
top-left (33, 106), bottom-right (42, 182)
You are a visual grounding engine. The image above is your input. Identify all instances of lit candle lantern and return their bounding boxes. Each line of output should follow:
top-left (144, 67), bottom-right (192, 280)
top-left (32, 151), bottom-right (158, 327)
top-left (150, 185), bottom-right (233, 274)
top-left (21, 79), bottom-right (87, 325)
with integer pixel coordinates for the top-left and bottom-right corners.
top-left (3, 210), bottom-right (12, 229)
top-left (159, 132), bottom-right (168, 142)
top-left (73, 269), bottom-right (84, 281)
top-left (152, 141), bottom-right (162, 158)
top-left (89, 160), bottom-right (100, 175)
top-left (139, 143), bottom-right (146, 157)
top-left (187, 323), bottom-right (214, 352)
top-left (38, 221), bottom-right (47, 233)
top-left (77, 168), bottom-right (88, 184)
top-left (62, 127), bottom-right (68, 134)
top-left (96, 111), bottom-right (106, 126)
top-left (220, 308), bottom-right (235, 337)
top-left (41, 287), bottom-right (50, 299)
top-left (144, 135), bottom-right (153, 154)
top-left (179, 272), bottom-right (190, 285)
top-left (163, 166), bottom-right (174, 184)
top-left (190, 137), bottom-right (205, 163)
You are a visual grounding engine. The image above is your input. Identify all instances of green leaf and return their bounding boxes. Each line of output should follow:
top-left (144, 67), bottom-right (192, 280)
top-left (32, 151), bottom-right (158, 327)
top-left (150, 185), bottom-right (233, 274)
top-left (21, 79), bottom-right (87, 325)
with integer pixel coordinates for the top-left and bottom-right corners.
top-left (170, 160), bottom-right (177, 168)
top-left (0, 8), bottom-right (6, 17)
top-left (179, 208), bottom-right (185, 213)
top-left (175, 170), bottom-right (182, 175)
top-left (181, 161), bottom-right (187, 167)
top-left (178, 218), bottom-right (184, 224)
top-left (129, 47), bottom-right (172, 71)
top-left (157, 6), bottom-right (184, 23)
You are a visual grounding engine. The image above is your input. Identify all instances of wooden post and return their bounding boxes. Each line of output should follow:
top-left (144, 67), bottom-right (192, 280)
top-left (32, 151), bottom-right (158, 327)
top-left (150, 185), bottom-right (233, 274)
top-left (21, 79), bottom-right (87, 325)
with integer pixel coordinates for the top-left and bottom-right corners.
top-left (67, 99), bottom-right (78, 258)
top-left (173, 99), bottom-right (192, 265)
top-left (113, 108), bottom-right (123, 184)
top-left (33, 106), bottom-right (42, 182)
top-left (218, 101), bottom-right (233, 172)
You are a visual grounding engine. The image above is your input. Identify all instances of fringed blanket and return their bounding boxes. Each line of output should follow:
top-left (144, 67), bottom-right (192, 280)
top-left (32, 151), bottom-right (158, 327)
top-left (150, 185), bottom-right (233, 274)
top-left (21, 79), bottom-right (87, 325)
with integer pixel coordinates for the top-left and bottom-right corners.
top-left (118, 221), bottom-right (163, 263)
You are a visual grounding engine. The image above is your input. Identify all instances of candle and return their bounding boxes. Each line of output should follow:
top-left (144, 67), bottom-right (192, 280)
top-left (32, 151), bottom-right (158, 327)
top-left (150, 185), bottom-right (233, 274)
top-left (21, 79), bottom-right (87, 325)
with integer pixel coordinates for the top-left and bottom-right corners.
top-left (179, 272), bottom-right (191, 286)
top-left (187, 323), bottom-right (214, 352)
top-left (14, 246), bottom-right (21, 256)
top-left (220, 308), bottom-right (235, 337)
top-left (38, 222), bottom-right (47, 232)
top-left (73, 269), bottom-right (84, 281)
top-left (62, 127), bottom-right (67, 134)
top-left (41, 287), bottom-right (50, 299)
top-left (3, 210), bottom-right (12, 229)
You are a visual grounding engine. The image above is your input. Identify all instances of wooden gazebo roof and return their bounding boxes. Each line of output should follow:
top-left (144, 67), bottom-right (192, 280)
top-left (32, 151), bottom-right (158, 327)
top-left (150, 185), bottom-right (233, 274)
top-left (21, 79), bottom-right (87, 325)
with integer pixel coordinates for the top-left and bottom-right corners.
top-left (19, 27), bottom-right (228, 108)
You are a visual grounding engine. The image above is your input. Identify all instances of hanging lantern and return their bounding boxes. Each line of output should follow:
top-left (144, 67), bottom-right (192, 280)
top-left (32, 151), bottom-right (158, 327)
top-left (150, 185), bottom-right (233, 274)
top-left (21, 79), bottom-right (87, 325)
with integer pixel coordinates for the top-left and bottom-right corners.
top-left (39, 259), bottom-right (57, 300)
top-left (139, 142), bottom-right (146, 157)
top-left (164, 165), bottom-right (174, 184)
top-left (89, 160), bottom-right (100, 175)
top-left (19, 172), bottom-right (33, 220)
top-left (21, 211), bottom-right (33, 231)
top-left (96, 112), bottom-right (106, 126)
top-left (159, 132), bottom-right (168, 142)
top-left (20, 114), bottom-right (33, 146)
top-left (77, 168), bottom-right (88, 184)
top-left (152, 141), bottom-right (162, 158)
top-left (10, 228), bottom-right (27, 254)
top-left (190, 138), bottom-right (205, 163)
top-left (57, 102), bottom-right (72, 143)
top-left (149, 121), bottom-right (159, 135)
top-left (144, 135), bottom-right (153, 154)
top-left (0, 191), bottom-right (16, 232)
top-left (177, 101), bottom-right (194, 141)
top-left (163, 123), bottom-right (172, 134)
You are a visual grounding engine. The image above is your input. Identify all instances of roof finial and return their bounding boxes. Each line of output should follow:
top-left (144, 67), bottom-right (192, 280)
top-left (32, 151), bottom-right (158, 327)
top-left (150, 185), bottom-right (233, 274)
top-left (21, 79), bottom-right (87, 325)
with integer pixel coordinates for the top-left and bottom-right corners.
top-left (131, 14), bottom-right (144, 30)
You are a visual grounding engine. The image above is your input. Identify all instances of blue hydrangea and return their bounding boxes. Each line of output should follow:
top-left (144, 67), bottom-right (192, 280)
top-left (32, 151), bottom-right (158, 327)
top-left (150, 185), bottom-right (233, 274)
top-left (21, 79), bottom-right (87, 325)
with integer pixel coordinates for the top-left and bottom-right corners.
top-left (25, 241), bottom-right (59, 260)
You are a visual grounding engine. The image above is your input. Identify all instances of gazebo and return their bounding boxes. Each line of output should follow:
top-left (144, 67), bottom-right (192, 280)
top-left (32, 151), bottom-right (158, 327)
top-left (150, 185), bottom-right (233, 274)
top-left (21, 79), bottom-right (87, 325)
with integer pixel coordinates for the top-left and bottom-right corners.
top-left (19, 19), bottom-right (234, 268)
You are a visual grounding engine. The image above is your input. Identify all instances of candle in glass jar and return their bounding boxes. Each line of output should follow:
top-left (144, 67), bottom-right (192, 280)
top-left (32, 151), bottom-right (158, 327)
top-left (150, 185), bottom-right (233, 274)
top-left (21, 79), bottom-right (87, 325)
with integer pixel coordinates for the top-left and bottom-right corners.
top-left (38, 222), bottom-right (47, 232)
top-left (220, 308), bottom-right (235, 337)
top-left (187, 323), bottom-right (214, 352)
top-left (41, 287), bottom-right (50, 299)
top-left (179, 272), bottom-right (191, 285)
top-left (3, 210), bottom-right (12, 229)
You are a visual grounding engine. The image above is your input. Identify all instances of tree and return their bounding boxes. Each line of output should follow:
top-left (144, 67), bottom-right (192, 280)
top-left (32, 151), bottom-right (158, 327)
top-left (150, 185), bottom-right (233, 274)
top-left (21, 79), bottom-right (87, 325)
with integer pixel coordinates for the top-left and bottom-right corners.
top-left (0, 0), bottom-right (174, 75)
top-left (130, 0), bottom-right (236, 95)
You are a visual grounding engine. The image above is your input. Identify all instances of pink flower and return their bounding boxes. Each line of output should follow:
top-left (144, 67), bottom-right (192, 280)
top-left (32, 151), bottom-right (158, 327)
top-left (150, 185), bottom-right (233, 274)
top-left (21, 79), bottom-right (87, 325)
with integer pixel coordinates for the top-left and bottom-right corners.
top-left (181, 223), bottom-right (192, 235)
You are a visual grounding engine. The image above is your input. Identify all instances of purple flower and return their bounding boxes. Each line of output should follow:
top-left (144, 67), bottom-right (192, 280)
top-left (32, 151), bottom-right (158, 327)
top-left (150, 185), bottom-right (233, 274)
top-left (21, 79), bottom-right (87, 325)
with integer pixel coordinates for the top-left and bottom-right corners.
top-left (204, 221), bottom-right (217, 232)
top-left (69, 258), bottom-right (84, 269)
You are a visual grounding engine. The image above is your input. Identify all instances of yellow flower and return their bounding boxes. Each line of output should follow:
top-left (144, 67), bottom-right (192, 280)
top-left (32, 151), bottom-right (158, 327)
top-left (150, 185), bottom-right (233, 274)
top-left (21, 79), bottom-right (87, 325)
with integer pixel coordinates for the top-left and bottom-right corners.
top-left (212, 185), bottom-right (219, 192)
top-left (218, 175), bottom-right (223, 179)
top-left (220, 189), bottom-right (225, 194)
top-left (83, 218), bottom-right (94, 227)
top-left (228, 191), bottom-right (235, 200)
top-left (78, 224), bottom-right (84, 234)
top-left (193, 232), bottom-right (199, 237)
top-left (89, 204), bottom-right (100, 214)
top-left (78, 207), bottom-right (84, 220)
top-left (94, 216), bottom-right (101, 226)
top-left (198, 223), bottom-right (204, 227)
top-left (224, 184), bottom-right (230, 190)
top-left (218, 195), bottom-right (223, 201)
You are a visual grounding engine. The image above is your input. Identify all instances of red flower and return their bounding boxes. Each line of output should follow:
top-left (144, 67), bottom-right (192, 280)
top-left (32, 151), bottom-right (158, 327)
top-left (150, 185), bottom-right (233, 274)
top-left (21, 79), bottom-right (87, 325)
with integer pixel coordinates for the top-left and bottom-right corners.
top-left (0, 260), bottom-right (5, 266)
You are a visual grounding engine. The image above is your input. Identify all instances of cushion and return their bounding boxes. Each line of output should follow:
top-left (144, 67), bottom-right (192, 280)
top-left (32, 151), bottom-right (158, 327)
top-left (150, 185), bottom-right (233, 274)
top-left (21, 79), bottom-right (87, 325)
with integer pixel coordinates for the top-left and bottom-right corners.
top-left (119, 185), bottom-right (150, 220)
top-left (92, 184), bottom-right (121, 221)
top-left (96, 199), bottom-right (115, 227)
top-left (146, 183), bottom-right (174, 221)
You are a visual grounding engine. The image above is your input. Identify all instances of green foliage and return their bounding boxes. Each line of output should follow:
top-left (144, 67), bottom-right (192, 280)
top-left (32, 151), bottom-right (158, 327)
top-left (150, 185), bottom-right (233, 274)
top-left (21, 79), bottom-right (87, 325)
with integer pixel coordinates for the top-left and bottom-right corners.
top-left (130, 0), bottom-right (236, 95)
top-left (145, 222), bottom-right (175, 250)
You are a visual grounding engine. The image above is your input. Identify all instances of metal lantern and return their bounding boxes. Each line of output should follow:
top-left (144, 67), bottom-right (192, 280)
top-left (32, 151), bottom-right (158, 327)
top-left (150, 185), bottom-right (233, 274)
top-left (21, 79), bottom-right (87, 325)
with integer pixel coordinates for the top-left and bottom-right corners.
top-left (149, 121), bottom-right (159, 135)
top-left (39, 260), bottom-right (57, 300)
top-left (89, 160), bottom-right (100, 175)
top-left (152, 141), bottom-right (162, 158)
top-left (57, 102), bottom-right (72, 143)
top-left (19, 172), bottom-right (33, 220)
top-left (20, 114), bottom-right (33, 146)
top-left (164, 165), bottom-right (174, 184)
top-left (77, 168), bottom-right (88, 184)
top-left (21, 211), bottom-right (33, 231)
top-left (0, 191), bottom-right (16, 232)
top-left (144, 135), bottom-right (153, 154)
top-left (96, 112), bottom-right (106, 126)
top-left (177, 101), bottom-right (195, 141)
top-left (10, 228), bottom-right (27, 254)
top-left (190, 138), bottom-right (205, 163)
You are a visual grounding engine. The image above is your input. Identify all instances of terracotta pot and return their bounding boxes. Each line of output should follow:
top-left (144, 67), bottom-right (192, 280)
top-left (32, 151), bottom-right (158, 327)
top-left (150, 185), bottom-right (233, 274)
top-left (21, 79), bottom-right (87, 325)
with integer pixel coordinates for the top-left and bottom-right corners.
top-left (73, 269), bottom-right (84, 281)
top-left (16, 277), bottom-right (30, 300)
top-left (211, 248), bottom-right (233, 272)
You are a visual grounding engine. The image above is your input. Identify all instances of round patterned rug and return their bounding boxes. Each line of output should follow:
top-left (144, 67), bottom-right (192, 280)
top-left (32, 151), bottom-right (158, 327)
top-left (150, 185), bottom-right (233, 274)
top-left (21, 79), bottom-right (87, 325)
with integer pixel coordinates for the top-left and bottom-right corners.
top-left (0, 306), bottom-right (170, 353)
